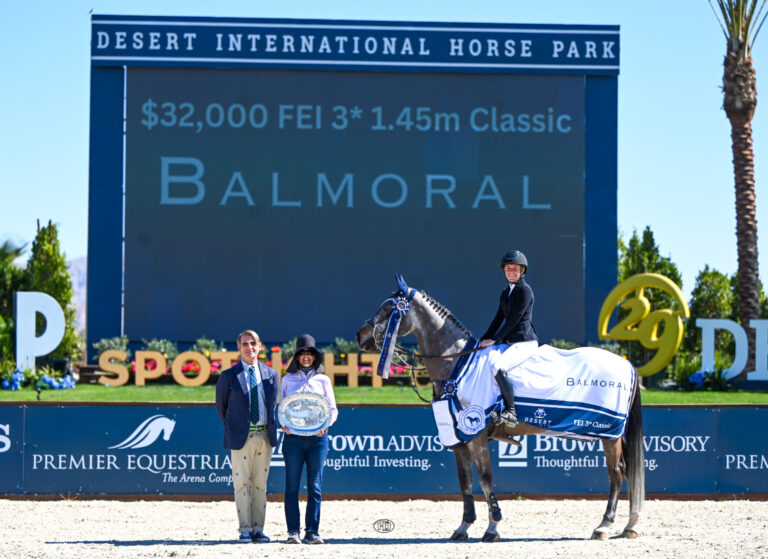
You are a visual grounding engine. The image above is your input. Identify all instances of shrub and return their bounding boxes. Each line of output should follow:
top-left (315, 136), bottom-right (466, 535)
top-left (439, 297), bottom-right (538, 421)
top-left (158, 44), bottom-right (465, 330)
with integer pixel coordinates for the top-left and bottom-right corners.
top-left (33, 364), bottom-right (76, 390)
top-left (1, 370), bottom-right (26, 390)
top-left (191, 336), bottom-right (225, 356)
top-left (549, 339), bottom-right (622, 355)
top-left (141, 338), bottom-right (178, 361)
top-left (0, 315), bottom-right (13, 360)
top-left (550, 338), bottom-right (579, 350)
top-left (686, 369), bottom-right (734, 391)
top-left (0, 359), bottom-right (22, 389)
top-left (26, 221), bottom-right (83, 362)
top-left (673, 350), bottom-right (734, 391)
top-left (93, 336), bottom-right (131, 362)
top-left (280, 338), bottom-right (298, 363)
top-left (0, 361), bottom-right (74, 390)
top-left (672, 351), bottom-right (702, 390)
top-left (320, 337), bottom-right (363, 363)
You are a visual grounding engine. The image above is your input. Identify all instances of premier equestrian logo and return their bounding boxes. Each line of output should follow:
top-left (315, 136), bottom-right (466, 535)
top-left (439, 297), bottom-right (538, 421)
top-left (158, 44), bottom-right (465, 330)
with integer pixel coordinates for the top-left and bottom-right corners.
top-left (108, 415), bottom-right (176, 449)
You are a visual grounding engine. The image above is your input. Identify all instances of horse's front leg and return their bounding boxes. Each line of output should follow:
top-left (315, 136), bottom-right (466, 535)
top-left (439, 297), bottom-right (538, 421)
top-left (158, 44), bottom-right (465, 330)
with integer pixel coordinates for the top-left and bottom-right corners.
top-left (592, 438), bottom-right (625, 540)
top-left (451, 443), bottom-right (475, 541)
top-left (468, 434), bottom-right (502, 542)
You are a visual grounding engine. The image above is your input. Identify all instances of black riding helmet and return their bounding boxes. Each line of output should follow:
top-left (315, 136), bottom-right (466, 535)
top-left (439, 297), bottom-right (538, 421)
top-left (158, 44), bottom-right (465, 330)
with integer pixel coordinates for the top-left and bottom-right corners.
top-left (499, 250), bottom-right (528, 275)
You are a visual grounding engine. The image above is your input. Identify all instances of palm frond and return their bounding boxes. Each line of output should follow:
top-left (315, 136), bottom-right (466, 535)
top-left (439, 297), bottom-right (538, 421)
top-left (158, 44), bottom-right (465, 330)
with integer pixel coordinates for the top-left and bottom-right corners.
top-left (750, 1), bottom-right (768, 47)
top-left (711, 0), bottom-right (768, 53)
top-left (709, 0), bottom-right (729, 38)
top-left (0, 240), bottom-right (26, 264)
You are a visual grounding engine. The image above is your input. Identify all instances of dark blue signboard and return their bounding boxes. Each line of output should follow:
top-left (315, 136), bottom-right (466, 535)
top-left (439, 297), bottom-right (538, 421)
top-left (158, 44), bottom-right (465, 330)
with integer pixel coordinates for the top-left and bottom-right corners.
top-left (716, 408), bottom-right (768, 494)
top-left (2, 404), bottom-right (767, 496)
top-left (494, 407), bottom-right (723, 494)
top-left (0, 406), bottom-right (23, 493)
top-left (90, 16), bottom-right (619, 74)
top-left (23, 406), bottom-right (227, 494)
top-left (88, 15), bottom-right (619, 354)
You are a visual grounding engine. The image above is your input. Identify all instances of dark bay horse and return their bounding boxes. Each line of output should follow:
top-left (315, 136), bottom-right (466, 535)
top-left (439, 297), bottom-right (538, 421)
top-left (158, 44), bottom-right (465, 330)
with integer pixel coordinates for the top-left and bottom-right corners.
top-left (356, 279), bottom-right (645, 542)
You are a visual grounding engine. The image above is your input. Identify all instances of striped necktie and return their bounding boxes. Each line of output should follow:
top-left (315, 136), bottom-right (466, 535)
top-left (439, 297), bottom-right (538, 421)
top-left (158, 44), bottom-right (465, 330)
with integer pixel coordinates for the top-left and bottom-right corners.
top-left (248, 365), bottom-right (260, 424)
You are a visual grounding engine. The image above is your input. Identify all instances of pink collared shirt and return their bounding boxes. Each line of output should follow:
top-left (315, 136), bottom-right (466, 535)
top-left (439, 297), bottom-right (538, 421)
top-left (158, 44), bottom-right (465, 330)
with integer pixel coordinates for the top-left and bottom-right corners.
top-left (280, 369), bottom-right (338, 425)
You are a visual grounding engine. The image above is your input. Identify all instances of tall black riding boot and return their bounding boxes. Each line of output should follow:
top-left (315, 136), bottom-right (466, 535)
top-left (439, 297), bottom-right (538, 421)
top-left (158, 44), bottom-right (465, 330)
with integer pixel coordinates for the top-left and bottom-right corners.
top-left (493, 370), bottom-right (518, 428)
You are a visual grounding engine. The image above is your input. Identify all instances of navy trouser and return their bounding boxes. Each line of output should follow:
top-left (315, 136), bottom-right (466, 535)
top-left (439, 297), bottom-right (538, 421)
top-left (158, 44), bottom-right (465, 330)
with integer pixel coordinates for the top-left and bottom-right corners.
top-left (282, 432), bottom-right (329, 533)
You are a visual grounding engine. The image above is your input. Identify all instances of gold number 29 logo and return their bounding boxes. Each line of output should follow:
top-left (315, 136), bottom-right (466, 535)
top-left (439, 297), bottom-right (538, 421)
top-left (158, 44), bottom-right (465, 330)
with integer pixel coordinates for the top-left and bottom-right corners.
top-left (597, 273), bottom-right (690, 376)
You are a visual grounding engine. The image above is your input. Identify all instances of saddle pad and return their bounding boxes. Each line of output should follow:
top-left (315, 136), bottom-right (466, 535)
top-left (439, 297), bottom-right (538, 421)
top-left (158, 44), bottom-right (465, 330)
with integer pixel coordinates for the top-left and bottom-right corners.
top-left (430, 342), bottom-right (507, 448)
top-left (504, 344), bottom-right (636, 439)
top-left (431, 343), bottom-right (635, 445)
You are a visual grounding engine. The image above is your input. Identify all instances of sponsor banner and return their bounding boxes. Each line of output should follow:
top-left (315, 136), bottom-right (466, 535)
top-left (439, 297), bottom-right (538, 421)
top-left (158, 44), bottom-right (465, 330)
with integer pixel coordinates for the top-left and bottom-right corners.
top-left (495, 407), bottom-right (719, 494)
top-left (717, 408), bottom-right (768, 493)
top-left (0, 406), bottom-right (23, 493)
top-left (20, 406), bottom-right (456, 495)
top-left (24, 406), bottom-right (228, 494)
top-left (91, 16), bottom-right (620, 75)
top-left (2, 405), bottom-right (766, 495)
top-left (320, 407), bottom-right (456, 493)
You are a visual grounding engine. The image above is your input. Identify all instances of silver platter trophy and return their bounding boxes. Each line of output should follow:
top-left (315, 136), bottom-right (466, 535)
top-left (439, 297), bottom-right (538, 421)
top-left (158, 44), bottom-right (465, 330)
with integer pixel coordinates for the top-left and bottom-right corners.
top-left (278, 392), bottom-right (332, 436)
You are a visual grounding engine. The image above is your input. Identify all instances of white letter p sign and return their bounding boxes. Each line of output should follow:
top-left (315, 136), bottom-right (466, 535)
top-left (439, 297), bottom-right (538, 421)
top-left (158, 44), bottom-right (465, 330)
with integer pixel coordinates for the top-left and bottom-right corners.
top-left (14, 292), bottom-right (65, 370)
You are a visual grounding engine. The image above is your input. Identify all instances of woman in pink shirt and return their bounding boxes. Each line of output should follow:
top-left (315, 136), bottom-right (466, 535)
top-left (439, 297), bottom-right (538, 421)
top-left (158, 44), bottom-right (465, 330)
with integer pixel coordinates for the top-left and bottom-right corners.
top-left (279, 334), bottom-right (337, 544)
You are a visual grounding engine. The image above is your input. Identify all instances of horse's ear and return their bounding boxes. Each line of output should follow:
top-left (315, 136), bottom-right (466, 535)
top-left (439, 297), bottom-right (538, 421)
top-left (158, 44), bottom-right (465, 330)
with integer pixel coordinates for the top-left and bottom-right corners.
top-left (396, 274), bottom-right (409, 294)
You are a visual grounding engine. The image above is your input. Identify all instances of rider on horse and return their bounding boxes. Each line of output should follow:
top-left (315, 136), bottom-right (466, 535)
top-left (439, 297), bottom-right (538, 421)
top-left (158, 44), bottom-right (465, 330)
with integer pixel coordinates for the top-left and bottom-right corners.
top-left (479, 250), bottom-right (538, 428)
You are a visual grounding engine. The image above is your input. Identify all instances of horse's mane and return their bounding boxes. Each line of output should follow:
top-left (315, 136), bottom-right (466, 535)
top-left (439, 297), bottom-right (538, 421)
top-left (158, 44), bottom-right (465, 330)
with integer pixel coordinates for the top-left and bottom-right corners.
top-left (419, 290), bottom-right (473, 339)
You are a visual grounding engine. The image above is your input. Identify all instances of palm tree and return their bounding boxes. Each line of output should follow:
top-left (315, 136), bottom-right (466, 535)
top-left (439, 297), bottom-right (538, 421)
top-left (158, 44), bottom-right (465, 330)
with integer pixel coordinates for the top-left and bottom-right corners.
top-left (0, 240), bottom-right (26, 266)
top-left (710, 0), bottom-right (767, 375)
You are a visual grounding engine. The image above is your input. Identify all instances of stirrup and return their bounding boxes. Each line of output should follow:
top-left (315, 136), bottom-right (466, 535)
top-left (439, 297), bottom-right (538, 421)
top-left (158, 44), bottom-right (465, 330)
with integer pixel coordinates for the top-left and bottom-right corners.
top-left (492, 409), bottom-right (518, 428)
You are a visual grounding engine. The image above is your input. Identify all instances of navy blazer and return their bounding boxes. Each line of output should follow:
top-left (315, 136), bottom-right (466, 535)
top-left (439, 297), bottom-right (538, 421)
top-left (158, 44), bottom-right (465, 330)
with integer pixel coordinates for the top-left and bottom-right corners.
top-left (480, 277), bottom-right (538, 344)
top-left (215, 361), bottom-right (279, 450)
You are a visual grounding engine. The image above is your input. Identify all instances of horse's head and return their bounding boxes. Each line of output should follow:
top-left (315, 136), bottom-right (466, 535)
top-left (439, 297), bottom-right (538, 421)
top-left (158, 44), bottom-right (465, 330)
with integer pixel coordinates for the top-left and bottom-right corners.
top-left (356, 275), bottom-right (418, 352)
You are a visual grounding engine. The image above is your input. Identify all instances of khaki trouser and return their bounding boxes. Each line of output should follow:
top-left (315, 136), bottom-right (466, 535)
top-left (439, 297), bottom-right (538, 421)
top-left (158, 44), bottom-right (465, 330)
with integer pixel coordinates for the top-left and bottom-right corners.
top-left (230, 430), bottom-right (272, 532)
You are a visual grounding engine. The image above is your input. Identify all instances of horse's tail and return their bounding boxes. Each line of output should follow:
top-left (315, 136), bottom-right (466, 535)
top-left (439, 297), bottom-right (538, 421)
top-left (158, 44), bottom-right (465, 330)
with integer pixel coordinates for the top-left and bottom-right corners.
top-left (624, 374), bottom-right (645, 515)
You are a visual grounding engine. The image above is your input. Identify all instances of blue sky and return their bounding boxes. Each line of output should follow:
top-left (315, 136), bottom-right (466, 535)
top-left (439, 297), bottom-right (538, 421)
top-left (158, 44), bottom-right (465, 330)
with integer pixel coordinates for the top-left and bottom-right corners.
top-left (1, 1), bottom-right (766, 301)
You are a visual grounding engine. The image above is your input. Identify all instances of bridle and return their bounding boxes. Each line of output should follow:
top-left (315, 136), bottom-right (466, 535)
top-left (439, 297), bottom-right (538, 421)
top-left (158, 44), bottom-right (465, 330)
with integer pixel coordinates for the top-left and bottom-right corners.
top-left (372, 287), bottom-right (486, 403)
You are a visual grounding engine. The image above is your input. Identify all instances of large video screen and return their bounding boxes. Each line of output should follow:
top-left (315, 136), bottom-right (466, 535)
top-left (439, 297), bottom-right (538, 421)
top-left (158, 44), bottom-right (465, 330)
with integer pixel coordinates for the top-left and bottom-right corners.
top-left (124, 68), bottom-right (585, 343)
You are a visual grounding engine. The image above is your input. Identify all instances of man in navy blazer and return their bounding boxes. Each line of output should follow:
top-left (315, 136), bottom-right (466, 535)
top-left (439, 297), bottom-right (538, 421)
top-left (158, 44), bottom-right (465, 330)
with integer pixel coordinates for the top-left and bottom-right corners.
top-left (216, 329), bottom-right (279, 543)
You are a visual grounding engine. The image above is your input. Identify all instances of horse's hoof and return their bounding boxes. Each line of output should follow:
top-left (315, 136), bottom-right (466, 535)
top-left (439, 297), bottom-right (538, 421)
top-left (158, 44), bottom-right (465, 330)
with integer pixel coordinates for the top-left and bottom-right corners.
top-left (450, 531), bottom-right (469, 541)
top-left (620, 529), bottom-right (639, 539)
top-left (481, 532), bottom-right (500, 542)
top-left (591, 530), bottom-right (609, 540)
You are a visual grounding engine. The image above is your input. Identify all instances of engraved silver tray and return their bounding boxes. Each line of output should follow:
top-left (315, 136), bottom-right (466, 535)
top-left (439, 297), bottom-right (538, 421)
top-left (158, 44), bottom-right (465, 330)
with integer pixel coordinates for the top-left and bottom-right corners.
top-left (278, 392), bottom-right (331, 436)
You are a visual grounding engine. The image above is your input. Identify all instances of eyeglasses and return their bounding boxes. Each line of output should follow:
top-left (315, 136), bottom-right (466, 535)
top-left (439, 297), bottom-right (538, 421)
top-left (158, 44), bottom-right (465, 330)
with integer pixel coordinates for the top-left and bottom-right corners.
top-left (240, 341), bottom-right (259, 347)
top-left (298, 350), bottom-right (314, 356)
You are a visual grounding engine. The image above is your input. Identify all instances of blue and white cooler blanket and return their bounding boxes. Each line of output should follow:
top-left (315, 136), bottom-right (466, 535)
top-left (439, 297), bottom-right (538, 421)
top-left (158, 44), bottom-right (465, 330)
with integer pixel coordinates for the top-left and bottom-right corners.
top-left (432, 341), bottom-right (637, 448)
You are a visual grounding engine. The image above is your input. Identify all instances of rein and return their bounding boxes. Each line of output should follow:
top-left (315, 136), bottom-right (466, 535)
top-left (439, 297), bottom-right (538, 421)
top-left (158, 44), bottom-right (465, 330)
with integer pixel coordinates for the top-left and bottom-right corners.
top-left (395, 343), bottom-right (486, 361)
top-left (393, 344), bottom-right (486, 404)
top-left (407, 364), bottom-right (432, 404)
